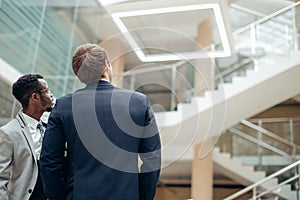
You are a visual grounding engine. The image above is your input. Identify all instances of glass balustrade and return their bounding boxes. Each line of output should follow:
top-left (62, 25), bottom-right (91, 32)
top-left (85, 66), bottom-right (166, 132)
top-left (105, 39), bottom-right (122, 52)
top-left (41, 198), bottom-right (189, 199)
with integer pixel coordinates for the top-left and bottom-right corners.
top-left (224, 160), bottom-right (300, 200)
top-left (114, 61), bottom-right (195, 111)
top-left (218, 118), bottom-right (300, 199)
top-left (219, 119), bottom-right (300, 165)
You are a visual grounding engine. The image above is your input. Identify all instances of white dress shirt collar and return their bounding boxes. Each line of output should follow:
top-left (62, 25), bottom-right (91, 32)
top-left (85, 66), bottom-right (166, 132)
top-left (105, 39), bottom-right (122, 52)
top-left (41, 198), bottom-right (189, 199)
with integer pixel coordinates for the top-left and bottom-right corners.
top-left (22, 112), bottom-right (39, 130)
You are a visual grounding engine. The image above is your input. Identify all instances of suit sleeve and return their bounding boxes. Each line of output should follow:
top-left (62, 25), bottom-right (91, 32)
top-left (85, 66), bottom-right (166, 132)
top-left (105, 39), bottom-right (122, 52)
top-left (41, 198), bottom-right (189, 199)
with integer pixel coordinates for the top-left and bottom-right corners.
top-left (139, 97), bottom-right (161, 200)
top-left (40, 100), bottom-right (66, 200)
top-left (0, 129), bottom-right (12, 200)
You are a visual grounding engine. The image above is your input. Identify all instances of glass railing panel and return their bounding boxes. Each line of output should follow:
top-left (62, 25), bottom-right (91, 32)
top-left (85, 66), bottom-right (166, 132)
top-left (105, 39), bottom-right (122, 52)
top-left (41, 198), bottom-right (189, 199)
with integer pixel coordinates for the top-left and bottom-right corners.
top-left (234, 3), bottom-right (300, 58)
top-left (118, 61), bottom-right (195, 111)
top-left (230, 133), bottom-right (260, 156)
top-left (257, 120), bottom-right (300, 147)
top-left (233, 123), bottom-right (300, 158)
top-left (227, 130), bottom-right (296, 171)
top-left (233, 29), bottom-right (254, 58)
top-left (215, 56), bottom-right (254, 89)
top-left (120, 66), bottom-right (174, 111)
top-left (216, 119), bottom-right (300, 176)
top-left (224, 160), bottom-right (300, 200)
top-left (228, 6), bottom-right (261, 32)
top-left (173, 61), bottom-right (195, 104)
top-left (255, 9), bottom-right (294, 56)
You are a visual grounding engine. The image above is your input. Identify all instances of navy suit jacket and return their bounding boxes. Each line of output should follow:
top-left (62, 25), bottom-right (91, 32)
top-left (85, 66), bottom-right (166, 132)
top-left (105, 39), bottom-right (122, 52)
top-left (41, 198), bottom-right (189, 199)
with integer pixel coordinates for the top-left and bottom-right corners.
top-left (40, 81), bottom-right (161, 200)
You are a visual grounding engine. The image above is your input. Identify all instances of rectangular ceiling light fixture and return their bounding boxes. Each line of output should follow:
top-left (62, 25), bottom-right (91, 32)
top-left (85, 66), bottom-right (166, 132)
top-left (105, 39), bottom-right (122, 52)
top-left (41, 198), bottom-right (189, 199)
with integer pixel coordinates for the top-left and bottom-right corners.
top-left (109, 1), bottom-right (234, 62)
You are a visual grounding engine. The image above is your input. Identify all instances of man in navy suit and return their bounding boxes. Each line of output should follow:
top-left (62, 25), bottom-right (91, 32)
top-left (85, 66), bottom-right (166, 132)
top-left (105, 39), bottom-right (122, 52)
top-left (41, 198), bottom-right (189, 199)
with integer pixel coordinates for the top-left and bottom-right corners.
top-left (40, 43), bottom-right (161, 200)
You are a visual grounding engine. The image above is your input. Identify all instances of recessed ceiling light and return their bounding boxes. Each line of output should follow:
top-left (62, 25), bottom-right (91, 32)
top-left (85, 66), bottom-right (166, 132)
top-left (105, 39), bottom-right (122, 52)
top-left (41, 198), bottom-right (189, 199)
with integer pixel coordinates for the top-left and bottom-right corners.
top-left (109, 1), bottom-right (234, 62)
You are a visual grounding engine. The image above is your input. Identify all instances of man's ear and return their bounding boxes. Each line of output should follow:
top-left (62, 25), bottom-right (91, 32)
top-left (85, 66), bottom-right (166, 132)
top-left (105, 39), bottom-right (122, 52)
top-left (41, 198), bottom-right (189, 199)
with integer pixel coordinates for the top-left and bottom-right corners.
top-left (105, 60), bottom-right (110, 70)
top-left (31, 92), bottom-right (40, 101)
top-left (104, 65), bottom-right (109, 72)
top-left (102, 62), bottom-right (108, 74)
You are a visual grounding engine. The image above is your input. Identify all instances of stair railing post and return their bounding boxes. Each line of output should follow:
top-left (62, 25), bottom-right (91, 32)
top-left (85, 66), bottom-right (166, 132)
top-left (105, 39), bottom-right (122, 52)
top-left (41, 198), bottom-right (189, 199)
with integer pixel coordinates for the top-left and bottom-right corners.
top-left (297, 163), bottom-right (300, 200)
top-left (129, 74), bottom-right (136, 91)
top-left (289, 118), bottom-right (294, 143)
top-left (250, 24), bottom-right (257, 57)
top-left (292, 6), bottom-right (298, 51)
top-left (230, 130), bottom-right (234, 157)
top-left (257, 120), bottom-right (263, 169)
top-left (289, 118), bottom-right (296, 162)
top-left (252, 187), bottom-right (257, 200)
top-left (170, 65), bottom-right (177, 111)
top-left (285, 24), bottom-right (291, 56)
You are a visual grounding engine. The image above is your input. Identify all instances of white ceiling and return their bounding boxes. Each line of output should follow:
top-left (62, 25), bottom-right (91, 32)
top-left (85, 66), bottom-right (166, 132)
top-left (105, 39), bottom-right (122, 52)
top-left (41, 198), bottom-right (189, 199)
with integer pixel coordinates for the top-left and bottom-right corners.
top-left (63, 0), bottom-right (294, 67)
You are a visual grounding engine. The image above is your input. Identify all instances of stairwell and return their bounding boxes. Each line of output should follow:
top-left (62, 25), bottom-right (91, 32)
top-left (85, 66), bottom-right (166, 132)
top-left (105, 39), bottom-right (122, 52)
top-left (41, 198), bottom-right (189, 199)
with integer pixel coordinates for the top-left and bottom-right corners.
top-left (213, 147), bottom-right (299, 199)
top-left (156, 2), bottom-right (300, 180)
top-left (157, 51), bottom-right (300, 179)
top-left (216, 118), bottom-right (300, 199)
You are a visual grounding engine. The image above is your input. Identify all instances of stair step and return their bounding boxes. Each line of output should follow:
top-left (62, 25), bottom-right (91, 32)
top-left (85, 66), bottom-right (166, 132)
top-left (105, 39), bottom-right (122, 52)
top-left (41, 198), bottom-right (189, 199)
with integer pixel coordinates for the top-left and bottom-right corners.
top-left (231, 76), bottom-right (246, 83)
top-left (277, 184), bottom-right (297, 200)
top-left (261, 178), bottom-right (278, 188)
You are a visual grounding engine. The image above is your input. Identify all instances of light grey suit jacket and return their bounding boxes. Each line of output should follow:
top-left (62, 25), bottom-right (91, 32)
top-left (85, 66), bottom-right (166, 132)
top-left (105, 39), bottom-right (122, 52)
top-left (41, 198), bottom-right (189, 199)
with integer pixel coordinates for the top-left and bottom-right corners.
top-left (0, 111), bottom-right (38, 200)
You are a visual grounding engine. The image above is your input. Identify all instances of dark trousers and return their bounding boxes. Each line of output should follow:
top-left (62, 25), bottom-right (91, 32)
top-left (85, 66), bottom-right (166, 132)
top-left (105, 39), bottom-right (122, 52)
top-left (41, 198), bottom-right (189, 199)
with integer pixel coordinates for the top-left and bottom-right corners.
top-left (29, 161), bottom-right (47, 200)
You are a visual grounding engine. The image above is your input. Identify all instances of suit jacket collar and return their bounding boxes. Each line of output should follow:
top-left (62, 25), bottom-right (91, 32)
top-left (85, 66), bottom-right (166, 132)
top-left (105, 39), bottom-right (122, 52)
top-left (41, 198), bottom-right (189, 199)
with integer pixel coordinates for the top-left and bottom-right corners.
top-left (16, 110), bottom-right (27, 128)
top-left (16, 110), bottom-right (38, 161)
top-left (85, 80), bottom-right (114, 89)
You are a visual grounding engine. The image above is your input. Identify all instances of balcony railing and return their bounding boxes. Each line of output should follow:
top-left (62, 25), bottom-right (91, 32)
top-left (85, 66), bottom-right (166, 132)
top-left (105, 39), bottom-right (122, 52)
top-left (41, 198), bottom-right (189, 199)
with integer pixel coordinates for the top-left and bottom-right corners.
top-left (224, 160), bottom-right (300, 200)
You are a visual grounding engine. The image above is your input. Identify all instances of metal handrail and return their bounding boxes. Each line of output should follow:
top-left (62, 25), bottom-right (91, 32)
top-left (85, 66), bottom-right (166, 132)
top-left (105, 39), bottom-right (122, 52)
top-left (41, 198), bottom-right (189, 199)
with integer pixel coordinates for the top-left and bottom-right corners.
top-left (249, 117), bottom-right (300, 123)
top-left (230, 4), bottom-right (266, 18)
top-left (215, 57), bottom-right (253, 81)
top-left (223, 160), bottom-right (300, 200)
top-left (241, 119), bottom-right (300, 151)
top-left (233, 1), bottom-right (300, 36)
top-left (113, 60), bottom-right (188, 77)
top-left (229, 128), bottom-right (292, 159)
top-left (256, 174), bottom-right (298, 199)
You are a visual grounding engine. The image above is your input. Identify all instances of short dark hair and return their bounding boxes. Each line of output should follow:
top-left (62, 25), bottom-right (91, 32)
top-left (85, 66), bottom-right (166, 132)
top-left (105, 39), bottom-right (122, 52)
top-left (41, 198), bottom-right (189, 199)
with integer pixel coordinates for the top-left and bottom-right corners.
top-left (12, 74), bottom-right (44, 109)
top-left (72, 43), bottom-right (109, 84)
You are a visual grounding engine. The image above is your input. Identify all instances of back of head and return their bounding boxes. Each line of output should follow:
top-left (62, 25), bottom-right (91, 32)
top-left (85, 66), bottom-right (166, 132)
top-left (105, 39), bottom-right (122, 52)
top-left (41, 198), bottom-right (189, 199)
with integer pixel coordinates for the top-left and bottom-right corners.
top-left (72, 43), bottom-right (109, 85)
top-left (12, 74), bottom-right (44, 109)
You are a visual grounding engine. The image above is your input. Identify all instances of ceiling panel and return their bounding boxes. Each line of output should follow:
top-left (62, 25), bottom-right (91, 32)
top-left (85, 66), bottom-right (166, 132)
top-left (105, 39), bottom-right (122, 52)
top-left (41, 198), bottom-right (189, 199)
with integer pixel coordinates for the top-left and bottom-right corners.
top-left (107, 0), bottom-right (235, 62)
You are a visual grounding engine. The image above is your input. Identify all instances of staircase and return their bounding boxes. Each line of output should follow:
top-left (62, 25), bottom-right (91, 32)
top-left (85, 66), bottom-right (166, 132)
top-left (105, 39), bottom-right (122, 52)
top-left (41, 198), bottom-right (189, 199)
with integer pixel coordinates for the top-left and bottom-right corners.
top-left (156, 51), bottom-right (300, 176)
top-left (154, 2), bottom-right (300, 176)
top-left (216, 119), bottom-right (300, 199)
top-left (214, 148), bottom-right (299, 199)
top-left (213, 147), bottom-right (268, 186)
top-left (222, 159), bottom-right (300, 200)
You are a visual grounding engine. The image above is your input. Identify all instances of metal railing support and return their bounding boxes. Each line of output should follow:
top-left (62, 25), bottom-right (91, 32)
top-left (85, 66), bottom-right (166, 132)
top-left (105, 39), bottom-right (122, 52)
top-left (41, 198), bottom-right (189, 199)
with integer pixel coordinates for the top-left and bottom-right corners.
top-left (224, 160), bottom-right (300, 200)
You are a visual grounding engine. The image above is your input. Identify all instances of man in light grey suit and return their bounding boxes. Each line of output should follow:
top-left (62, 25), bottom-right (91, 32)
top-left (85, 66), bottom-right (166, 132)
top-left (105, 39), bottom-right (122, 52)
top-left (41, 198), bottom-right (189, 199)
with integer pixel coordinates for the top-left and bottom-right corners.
top-left (0, 74), bottom-right (54, 200)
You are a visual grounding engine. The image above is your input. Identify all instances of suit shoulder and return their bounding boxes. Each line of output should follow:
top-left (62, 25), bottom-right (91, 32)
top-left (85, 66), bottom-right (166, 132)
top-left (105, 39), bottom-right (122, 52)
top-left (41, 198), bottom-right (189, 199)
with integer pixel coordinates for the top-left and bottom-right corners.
top-left (0, 119), bottom-right (19, 136)
top-left (115, 87), bottom-right (147, 99)
top-left (132, 90), bottom-right (147, 99)
top-left (57, 93), bottom-right (73, 102)
top-left (54, 93), bottom-right (73, 107)
top-left (0, 119), bottom-right (18, 130)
